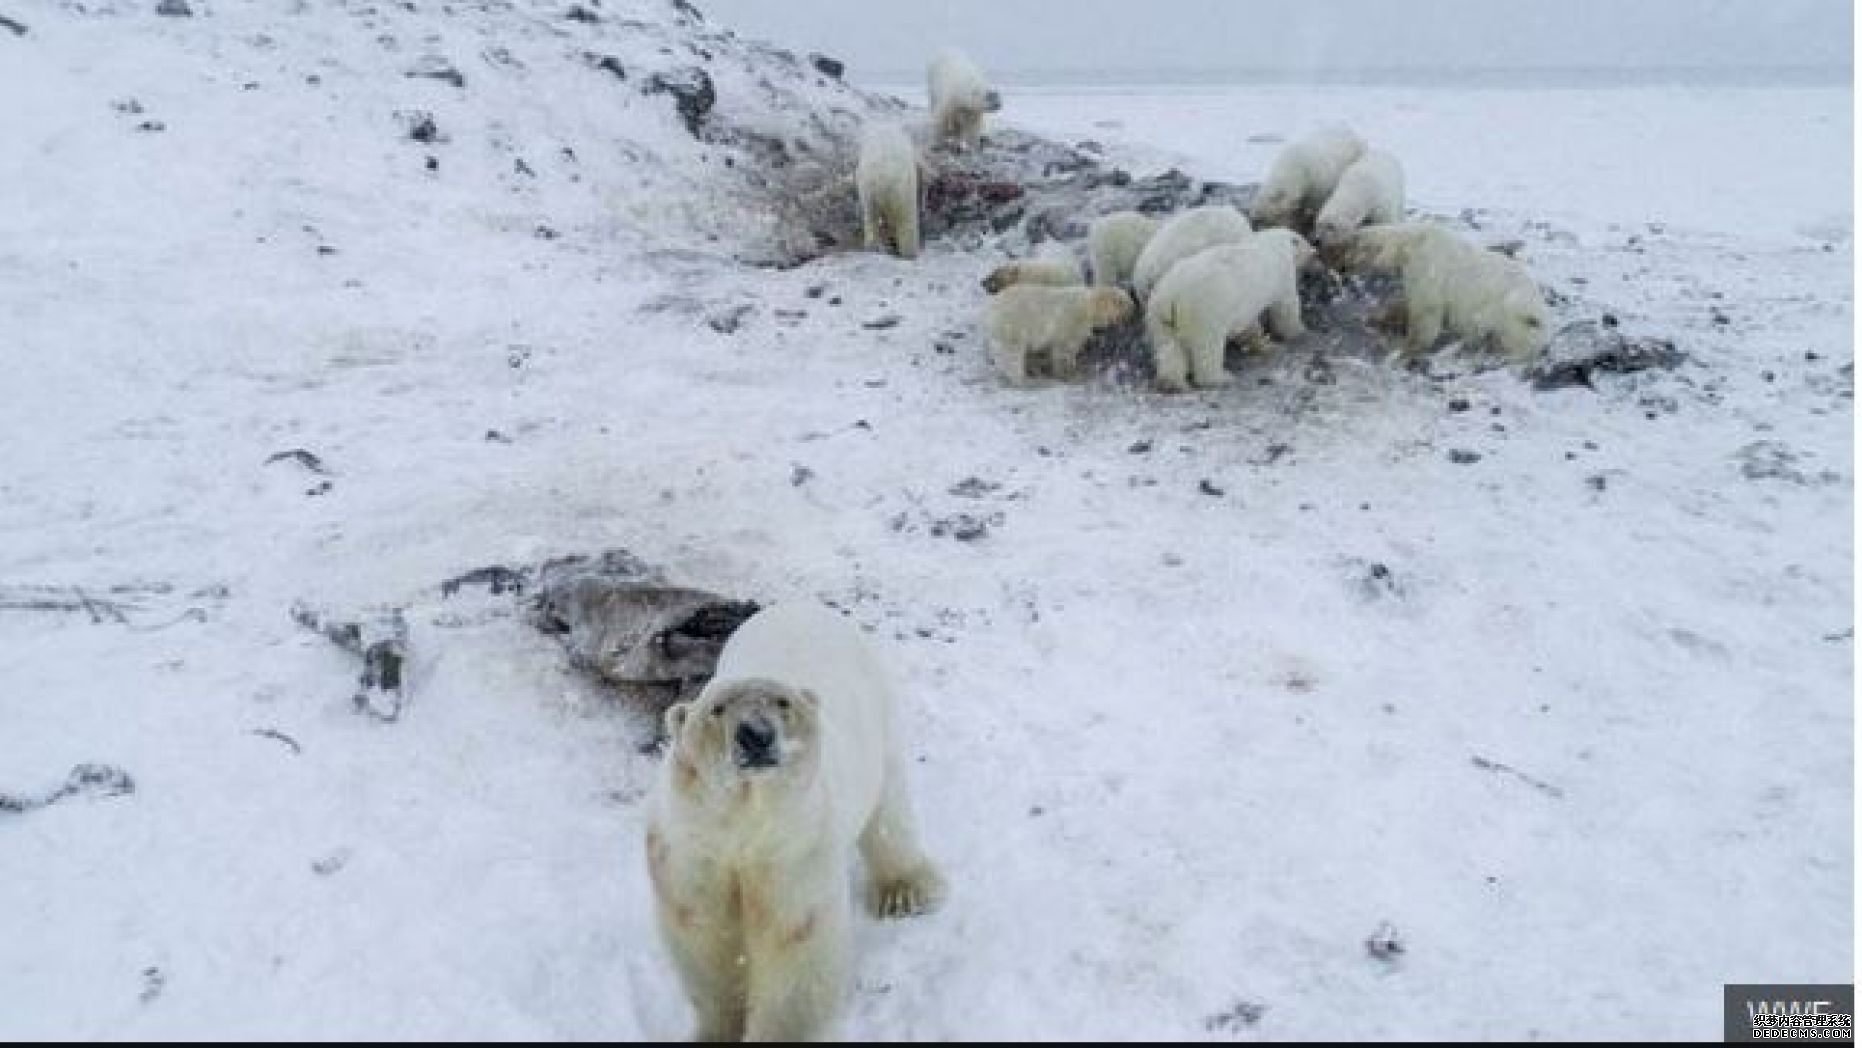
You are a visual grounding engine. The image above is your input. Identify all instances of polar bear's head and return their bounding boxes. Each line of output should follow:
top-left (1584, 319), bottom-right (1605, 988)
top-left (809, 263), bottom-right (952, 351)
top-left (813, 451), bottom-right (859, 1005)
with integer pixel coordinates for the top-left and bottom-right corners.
top-left (1086, 287), bottom-right (1135, 328)
top-left (1329, 226), bottom-right (1411, 273)
top-left (1249, 185), bottom-right (1302, 230)
top-left (1257, 228), bottom-right (1319, 272)
top-left (665, 678), bottom-right (822, 794)
top-left (1496, 287), bottom-right (1551, 361)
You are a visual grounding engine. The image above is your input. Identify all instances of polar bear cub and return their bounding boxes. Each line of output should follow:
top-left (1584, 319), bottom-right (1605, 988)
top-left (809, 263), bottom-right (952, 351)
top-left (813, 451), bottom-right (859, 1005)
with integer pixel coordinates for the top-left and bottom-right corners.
top-left (1087, 211), bottom-right (1162, 287)
top-left (986, 285), bottom-right (1134, 383)
top-left (1313, 149), bottom-right (1405, 245)
top-left (1250, 125), bottom-right (1368, 230)
top-left (1145, 229), bottom-right (1316, 393)
top-left (855, 123), bottom-right (922, 259)
top-left (1129, 205), bottom-right (1253, 301)
top-left (646, 603), bottom-right (946, 1043)
top-left (1334, 221), bottom-right (1550, 361)
top-left (927, 49), bottom-right (1000, 151)
top-left (981, 245), bottom-right (1084, 293)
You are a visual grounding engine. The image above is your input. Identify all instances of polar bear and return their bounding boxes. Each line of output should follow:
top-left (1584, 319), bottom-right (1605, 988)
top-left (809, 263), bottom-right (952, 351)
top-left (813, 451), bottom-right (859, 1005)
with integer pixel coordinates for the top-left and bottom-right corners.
top-left (855, 123), bottom-right (922, 259)
top-left (1249, 125), bottom-right (1368, 231)
top-left (927, 49), bottom-right (1000, 151)
top-left (986, 284), bottom-right (1134, 383)
top-left (1129, 205), bottom-right (1253, 302)
top-left (980, 247), bottom-right (1084, 293)
top-left (1312, 149), bottom-right (1405, 245)
top-left (646, 603), bottom-right (946, 1043)
top-left (1087, 211), bottom-right (1161, 287)
top-left (1332, 221), bottom-right (1550, 361)
top-left (1144, 229), bottom-right (1315, 393)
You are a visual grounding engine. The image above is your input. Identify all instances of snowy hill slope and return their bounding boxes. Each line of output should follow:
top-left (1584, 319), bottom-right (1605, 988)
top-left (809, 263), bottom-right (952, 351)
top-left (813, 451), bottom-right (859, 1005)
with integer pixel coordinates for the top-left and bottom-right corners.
top-left (0, 0), bottom-right (1852, 1040)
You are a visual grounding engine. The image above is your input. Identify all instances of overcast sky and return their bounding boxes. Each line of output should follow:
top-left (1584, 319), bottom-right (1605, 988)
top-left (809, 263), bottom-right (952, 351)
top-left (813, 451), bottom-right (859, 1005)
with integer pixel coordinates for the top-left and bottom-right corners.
top-left (701, 0), bottom-right (1852, 80)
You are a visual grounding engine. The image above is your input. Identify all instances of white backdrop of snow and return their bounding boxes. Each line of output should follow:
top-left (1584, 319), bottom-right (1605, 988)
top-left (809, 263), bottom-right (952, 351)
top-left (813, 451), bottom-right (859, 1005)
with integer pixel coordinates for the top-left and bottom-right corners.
top-left (0, 0), bottom-right (1851, 1039)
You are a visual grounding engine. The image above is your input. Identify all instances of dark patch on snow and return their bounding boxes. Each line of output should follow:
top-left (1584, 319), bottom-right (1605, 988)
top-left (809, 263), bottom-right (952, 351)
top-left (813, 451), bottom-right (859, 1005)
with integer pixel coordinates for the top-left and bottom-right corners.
top-left (1735, 440), bottom-right (1843, 485)
top-left (1448, 449), bottom-right (1482, 465)
top-left (565, 4), bottom-right (601, 22)
top-left (1205, 999), bottom-right (1267, 1033)
top-left (291, 603), bottom-right (409, 722)
top-left (399, 109), bottom-right (440, 144)
top-left (140, 967), bottom-right (166, 1004)
top-left (0, 13), bottom-right (26, 35)
top-left (930, 514), bottom-right (995, 542)
top-left (1356, 560), bottom-right (1404, 601)
top-left (249, 728), bottom-right (302, 756)
top-left (155, 0), bottom-right (191, 16)
top-left (0, 763), bottom-right (136, 815)
top-left (1365, 921), bottom-right (1405, 963)
top-left (705, 302), bottom-right (755, 333)
top-left (440, 565), bottom-right (528, 598)
top-left (405, 64), bottom-right (465, 88)
top-left (0, 581), bottom-right (217, 630)
top-left (947, 476), bottom-right (1000, 499)
top-left (1531, 320), bottom-right (1685, 391)
top-left (643, 67), bottom-right (716, 138)
top-left (311, 849), bottom-right (351, 876)
top-left (861, 314), bottom-right (902, 330)
top-left (583, 51), bottom-right (627, 81)
top-left (809, 53), bottom-right (844, 79)
top-left (265, 448), bottom-right (329, 474)
top-left (1470, 754), bottom-right (1564, 799)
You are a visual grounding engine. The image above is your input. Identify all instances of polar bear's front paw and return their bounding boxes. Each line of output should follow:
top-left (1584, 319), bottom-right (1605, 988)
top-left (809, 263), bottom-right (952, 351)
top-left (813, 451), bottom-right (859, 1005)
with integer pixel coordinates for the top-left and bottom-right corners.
top-left (867, 862), bottom-right (948, 919)
top-left (1194, 369), bottom-right (1236, 389)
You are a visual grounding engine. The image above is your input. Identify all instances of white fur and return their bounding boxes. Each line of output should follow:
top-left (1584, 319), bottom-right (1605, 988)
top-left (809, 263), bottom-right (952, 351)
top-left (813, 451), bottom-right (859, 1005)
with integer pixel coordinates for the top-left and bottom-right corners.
top-left (855, 123), bottom-right (921, 258)
top-left (647, 603), bottom-right (945, 1042)
top-left (1250, 125), bottom-right (1368, 230)
top-left (1129, 205), bottom-right (1254, 301)
top-left (926, 49), bottom-right (997, 151)
top-left (1144, 229), bottom-right (1315, 393)
top-left (1336, 221), bottom-right (1551, 361)
top-left (1087, 211), bottom-right (1161, 287)
top-left (981, 249), bottom-right (1084, 294)
top-left (986, 284), bottom-right (1134, 383)
top-left (1313, 149), bottom-right (1405, 244)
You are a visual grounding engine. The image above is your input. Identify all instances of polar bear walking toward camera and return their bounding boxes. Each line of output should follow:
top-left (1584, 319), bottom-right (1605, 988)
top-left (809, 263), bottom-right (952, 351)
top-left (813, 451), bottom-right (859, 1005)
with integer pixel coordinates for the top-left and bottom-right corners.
top-left (1250, 125), bottom-right (1368, 230)
top-left (1313, 149), bottom-right (1405, 245)
top-left (856, 123), bottom-right (922, 258)
top-left (1088, 211), bottom-right (1161, 287)
top-left (987, 284), bottom-right (1134, 383)
top-left (1145, 229), bottom-right (1315, 392)
top-left (1333, 221), bottom-right (1550, 362)
top-left (927, 49), bottom-right (999, 151)
top-left (646, 603), bottom-right (946, 1043)
top-left (1129, 205), bottom-right (1253, 301)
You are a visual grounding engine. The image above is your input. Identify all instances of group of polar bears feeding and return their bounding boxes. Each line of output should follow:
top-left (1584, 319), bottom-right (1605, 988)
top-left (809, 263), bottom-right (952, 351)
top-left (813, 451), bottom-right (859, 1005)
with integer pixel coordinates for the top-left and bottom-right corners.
top-left (648, 50), bottom-right (1558, 1046)
top-left (853, 49), bottom-right (1553, 392)
top-left (985, 124), bottom-right (1552, 391)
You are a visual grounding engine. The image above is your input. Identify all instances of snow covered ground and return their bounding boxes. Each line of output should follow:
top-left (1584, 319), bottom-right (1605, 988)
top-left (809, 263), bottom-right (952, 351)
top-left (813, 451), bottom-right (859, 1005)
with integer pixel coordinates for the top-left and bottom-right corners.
top-left (0, 1), bottom-right (1851, 1040)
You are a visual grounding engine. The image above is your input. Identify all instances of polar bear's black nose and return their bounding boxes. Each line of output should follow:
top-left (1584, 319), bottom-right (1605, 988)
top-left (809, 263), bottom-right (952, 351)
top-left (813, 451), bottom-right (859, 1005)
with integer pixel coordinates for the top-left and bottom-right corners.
top-left (734, 717), bottom-right (779, 767)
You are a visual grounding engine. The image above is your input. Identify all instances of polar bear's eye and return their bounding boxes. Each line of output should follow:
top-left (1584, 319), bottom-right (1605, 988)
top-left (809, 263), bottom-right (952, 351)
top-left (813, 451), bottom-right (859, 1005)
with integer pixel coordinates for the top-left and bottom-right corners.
top-left (710, 705), bottom-right (725, 718)
top-left (775, 697), bottom-right (791, 710)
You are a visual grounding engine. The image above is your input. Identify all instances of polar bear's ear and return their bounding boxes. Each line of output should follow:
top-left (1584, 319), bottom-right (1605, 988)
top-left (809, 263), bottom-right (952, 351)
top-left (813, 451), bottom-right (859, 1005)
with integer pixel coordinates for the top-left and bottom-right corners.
top-left (796, 689), bottom-right (822, 711)
top-left (663, 701), bottom-right (691, 741)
